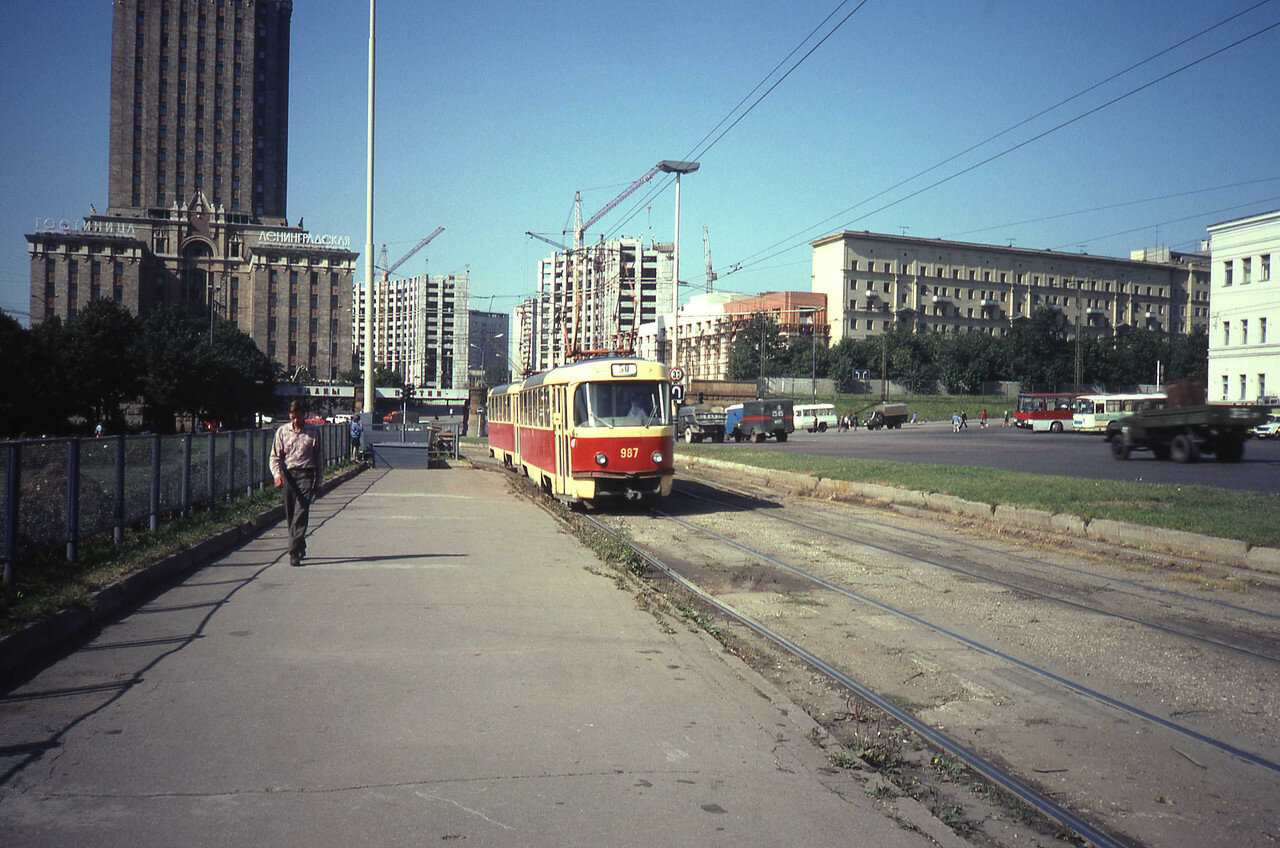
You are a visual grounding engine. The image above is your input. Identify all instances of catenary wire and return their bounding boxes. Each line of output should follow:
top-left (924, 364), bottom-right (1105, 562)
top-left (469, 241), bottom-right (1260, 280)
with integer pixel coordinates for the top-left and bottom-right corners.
top-left (720, 12), bottom-right (1280, 279)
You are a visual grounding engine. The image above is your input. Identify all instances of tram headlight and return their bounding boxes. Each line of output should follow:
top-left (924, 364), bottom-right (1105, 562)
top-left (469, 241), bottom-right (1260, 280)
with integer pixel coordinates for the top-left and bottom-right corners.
top-left (651, 450), bottom-right (664, 464)
top-left (595, 452), bottom-right (608, 467)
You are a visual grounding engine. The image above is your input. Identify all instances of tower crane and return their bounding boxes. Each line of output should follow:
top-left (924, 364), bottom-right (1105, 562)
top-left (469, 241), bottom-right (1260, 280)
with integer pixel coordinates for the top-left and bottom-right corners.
top-left (378, 226), bottom-right (445, 278)
top-left (561, 160), bottom-right (699, 361)
top-left (372, 227), bottom-right (443, 386)
top-left (703, 225), bottom-right (717, 293)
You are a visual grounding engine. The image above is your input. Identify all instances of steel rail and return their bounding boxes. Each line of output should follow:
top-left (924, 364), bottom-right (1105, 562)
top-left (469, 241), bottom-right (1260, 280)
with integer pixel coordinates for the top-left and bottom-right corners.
top-left (673, 483), bottom-right (1280, 665)
top-left (677, 471), bottom-right (1280, 624)
top-left (578, 512), bottom-right (1134, 848)
top-left (654, 508), bottom-right (1280, 777)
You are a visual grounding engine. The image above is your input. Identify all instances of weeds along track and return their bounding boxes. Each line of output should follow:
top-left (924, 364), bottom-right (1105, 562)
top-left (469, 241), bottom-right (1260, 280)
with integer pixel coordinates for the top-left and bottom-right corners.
top-left (590, 475), bottom-right (1280, 848)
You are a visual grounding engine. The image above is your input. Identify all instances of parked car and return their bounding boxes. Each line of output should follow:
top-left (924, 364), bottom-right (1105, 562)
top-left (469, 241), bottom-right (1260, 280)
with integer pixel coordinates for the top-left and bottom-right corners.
top-left (1250, 411), bottom-right (1280, 439)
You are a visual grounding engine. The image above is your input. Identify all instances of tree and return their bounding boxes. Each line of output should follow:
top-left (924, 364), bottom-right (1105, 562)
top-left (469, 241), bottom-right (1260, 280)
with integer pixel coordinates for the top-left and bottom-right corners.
top-left (728, 313), bottom-right (787, 384)
top-left (138, 306), bottom-right (206, 432)
top-left (0, 313), bottom-right (62, 436)
top-left (341, 363), bottom-right (404, 388)
top-left (199, 316), bottom-right (275, 428)
top-left (61, 299), bottom-right (140, 431)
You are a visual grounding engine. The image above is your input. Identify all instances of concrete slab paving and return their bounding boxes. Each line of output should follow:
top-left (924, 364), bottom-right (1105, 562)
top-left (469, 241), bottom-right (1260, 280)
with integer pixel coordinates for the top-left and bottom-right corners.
top-left (1, 468), bottom-right (935, 847)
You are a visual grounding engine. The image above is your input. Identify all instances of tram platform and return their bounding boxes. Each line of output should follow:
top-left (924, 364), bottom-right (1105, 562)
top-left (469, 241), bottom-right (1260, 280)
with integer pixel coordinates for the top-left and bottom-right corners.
top-left (0, 467), bottom-right (944, 847)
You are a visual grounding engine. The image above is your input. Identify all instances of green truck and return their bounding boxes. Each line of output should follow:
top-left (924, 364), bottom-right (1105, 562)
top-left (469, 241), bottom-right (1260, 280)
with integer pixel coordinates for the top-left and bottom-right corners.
top-left (1105, 404), bottom-right (1266, 462)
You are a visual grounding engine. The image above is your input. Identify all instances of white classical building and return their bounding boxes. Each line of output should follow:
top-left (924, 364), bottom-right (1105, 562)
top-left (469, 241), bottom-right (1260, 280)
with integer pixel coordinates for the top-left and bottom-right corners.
top-left (1206, 209), bottom-right (1280, 403)
top-left (634, 292), bottom-right (750, 379)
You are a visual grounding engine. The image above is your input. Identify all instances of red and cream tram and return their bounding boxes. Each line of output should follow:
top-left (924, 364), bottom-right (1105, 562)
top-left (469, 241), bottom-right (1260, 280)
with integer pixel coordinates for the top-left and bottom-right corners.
top-left (487, 357), bottom-right (674, 504)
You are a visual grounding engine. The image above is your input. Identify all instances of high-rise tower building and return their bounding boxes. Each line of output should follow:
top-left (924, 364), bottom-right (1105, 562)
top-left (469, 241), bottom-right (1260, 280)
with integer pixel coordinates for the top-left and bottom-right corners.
top-left (107, 0), bottom-right (291, 220)
top-left (27, 0), bottom-right (356, 382)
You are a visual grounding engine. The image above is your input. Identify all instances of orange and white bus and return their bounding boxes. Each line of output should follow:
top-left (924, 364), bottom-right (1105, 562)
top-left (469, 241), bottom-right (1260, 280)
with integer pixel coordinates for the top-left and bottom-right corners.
top-left (487, 357), bottom-right (674, 504)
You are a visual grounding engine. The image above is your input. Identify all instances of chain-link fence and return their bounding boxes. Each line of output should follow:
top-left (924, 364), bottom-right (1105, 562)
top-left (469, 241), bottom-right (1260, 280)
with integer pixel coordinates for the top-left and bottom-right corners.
top-left (1, 424), bottom-right (349, 583)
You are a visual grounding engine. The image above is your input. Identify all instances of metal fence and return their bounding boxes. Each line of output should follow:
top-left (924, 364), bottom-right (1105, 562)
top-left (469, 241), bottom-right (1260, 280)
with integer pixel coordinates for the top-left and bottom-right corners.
top-left (1, 424), bottom-right (350, 583)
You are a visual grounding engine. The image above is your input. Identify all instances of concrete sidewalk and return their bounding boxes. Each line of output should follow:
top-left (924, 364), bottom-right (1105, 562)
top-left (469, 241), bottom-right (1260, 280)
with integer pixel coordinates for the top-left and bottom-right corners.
top-left (1, 467), bottom-right (938, 847)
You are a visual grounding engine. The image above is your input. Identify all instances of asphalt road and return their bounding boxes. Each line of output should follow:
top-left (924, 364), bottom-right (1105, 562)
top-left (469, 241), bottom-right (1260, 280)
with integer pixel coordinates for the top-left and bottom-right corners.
top-left (748, 422), bottom-right (1280, 492)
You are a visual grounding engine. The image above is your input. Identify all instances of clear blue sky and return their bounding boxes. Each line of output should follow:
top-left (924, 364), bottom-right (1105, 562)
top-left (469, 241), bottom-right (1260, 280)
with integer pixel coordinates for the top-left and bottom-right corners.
top-left (2, 0), bottom-right (1278, 327)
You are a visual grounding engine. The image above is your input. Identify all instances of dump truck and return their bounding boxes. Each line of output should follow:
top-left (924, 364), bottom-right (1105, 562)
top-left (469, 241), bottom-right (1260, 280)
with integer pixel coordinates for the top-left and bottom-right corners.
top-left (677, 403), bottom-right (726, 443)
top-left (1105, 404), bottom-right (1265, 462)
top-left (726, 399), bottom-right (794, 442)
top-left (863, 402), bottom-right (908, 430)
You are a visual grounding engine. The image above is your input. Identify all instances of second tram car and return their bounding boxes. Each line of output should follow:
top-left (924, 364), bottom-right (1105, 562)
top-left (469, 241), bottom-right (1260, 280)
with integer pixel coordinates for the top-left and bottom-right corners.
top-left (487, 357), bottom-right (674, 504)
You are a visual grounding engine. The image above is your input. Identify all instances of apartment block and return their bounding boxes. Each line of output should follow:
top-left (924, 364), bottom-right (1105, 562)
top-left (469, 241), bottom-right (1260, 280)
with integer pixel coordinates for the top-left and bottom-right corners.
top-left (811, 231), bottom-right (1208, 344)
top-left (353, 273), bottom-right (470, 390)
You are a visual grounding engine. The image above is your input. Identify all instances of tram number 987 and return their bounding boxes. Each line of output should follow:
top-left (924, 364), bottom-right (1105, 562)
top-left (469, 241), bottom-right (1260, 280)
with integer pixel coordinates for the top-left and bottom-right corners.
top-left (619, 447), bottom-right (639, 459)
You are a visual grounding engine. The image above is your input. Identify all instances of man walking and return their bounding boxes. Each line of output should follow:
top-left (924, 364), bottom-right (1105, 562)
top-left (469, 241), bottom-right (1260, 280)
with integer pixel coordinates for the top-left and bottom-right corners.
top-left (350, 416), bottom-right (364, 461)
top-left (271, 401), bottom-right (323, 567)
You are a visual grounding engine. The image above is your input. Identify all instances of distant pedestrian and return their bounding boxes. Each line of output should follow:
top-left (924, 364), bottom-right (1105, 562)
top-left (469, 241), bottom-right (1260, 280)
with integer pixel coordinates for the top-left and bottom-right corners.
top-left (960, 411), bottom-right (968, 429)
top-left (910, 412), bottom-right (918, 425)
top-left (95, 420), bottom-right (104, 438)
top-left (1003, 409), bottom-right (1011, 427)
top-left (350, 416), bottom-right (364, 461)
top-left (271, 400), bottom-right (323, 568)
top-left (980, 409), bottom-right (988, 429)
top-left (952, 411), bottom-right (961, 432)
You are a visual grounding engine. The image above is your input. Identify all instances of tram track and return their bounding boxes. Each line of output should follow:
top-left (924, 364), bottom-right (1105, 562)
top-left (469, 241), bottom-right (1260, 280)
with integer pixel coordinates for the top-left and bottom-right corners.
top-left (672, 479), bottom-right (1280, 666)
top-left (581, 473), bottom-right (1280, 848)
top-left (477, 454), bottom-right (1280, 846)
top-left (578, 511), bottom-right (1130, 848)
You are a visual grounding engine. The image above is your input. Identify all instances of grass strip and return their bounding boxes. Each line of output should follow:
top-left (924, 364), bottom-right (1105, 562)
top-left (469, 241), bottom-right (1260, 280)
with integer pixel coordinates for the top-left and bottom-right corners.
top-left (676, 444), bottom-right (1280, 548)
top-left (0, 462), bottom-right (359, 636)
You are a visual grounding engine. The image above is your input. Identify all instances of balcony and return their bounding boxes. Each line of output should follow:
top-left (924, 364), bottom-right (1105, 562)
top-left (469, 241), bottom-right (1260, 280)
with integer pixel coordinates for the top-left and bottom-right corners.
top-left (931, 294), bottom-right (952, 304)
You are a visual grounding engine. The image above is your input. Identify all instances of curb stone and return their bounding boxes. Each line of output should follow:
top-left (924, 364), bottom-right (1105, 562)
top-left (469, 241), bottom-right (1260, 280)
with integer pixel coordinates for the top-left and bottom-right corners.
top-left (0, 463), bottom-right (368, 681)
top-left (679, 455), bottom-right (1273, 573)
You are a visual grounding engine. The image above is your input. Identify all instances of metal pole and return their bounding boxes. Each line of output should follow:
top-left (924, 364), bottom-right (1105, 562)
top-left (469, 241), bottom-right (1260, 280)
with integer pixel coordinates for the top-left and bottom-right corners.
top-left (207, 431), bottom-right (216, 507)
top-left (671, 172), bottom-right (681, 373)
top-left (362, 0), bottom-right (377, 416)
top-left (811, 308), bottom-right (817, 404)
top-left (150, 433), bottom-right (162, 532)
top-left (66, 439), bottom-right (80, 563)
top-left (114, 435), bottom-right (125, 545)
top-left (181, 433), bottom-right (192, 518)
top-left (3, 443), bottom-right (18, 584)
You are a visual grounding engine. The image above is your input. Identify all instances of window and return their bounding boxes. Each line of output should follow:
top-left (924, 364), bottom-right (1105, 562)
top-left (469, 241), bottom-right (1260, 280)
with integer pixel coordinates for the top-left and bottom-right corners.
top-left (1262, 317), bottom-right (1268, 344)
top-left (1223, 322), bottom-right (1230, 346)
top-left (1224, 261), bottom-right (1233, 286)
top-left (1222, 375), bottom-right (1229, 400)
top-left (1242, 320), bottom-right (1249, 345)
top-left (1243, 258), bottom-right (1253, 284)
top-left (1262, 255), bottom-right (1271, 282)
top-left (1260, 374), bottom-right (1267, 399)
top-left (1241, 374), bottom-right (1248, 401)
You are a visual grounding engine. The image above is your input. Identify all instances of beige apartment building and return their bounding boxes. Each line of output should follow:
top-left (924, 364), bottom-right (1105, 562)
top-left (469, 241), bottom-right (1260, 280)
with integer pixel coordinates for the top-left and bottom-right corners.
top-left (1206, 208), bottom-right (1280, 402)
top-left (353, 273), bottom-right (470, 390)
top-left (811, 231), bottom-right (1209, 344)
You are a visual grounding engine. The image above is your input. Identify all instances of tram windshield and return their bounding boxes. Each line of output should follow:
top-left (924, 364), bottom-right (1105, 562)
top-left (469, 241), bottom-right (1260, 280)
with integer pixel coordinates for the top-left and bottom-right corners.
top-left (573, 381), bottom-right (670, 428)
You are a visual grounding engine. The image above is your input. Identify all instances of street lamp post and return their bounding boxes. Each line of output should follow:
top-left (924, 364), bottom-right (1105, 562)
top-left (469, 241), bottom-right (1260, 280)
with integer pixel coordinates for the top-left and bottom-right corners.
top-left (657, 160), bottom-right (699, 375)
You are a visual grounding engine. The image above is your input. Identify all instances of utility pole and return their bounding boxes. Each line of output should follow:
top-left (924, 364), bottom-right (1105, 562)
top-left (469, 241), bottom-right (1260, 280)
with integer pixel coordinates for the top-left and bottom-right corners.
top-left (362, 0), bottom-right (376, 417)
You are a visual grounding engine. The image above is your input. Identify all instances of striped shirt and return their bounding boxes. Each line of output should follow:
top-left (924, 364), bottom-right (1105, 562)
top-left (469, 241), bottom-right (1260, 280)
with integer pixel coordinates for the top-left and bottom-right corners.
top-left (270, 422), bottom-right (323, 482)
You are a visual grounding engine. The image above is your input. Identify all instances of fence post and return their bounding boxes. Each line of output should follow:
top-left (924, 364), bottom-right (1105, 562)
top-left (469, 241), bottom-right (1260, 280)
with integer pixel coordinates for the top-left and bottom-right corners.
top-left (4, 442), bottom-right (20, 585)
top-left (66, 438), bottom-right (81, 564)
top-left (181, 433), bottom-right (192, 519)
top-left (150, 433), bottom-right (161, 532)
top-left (226, 431), bottom-right (235, 502)
top-left (114, 435), bottom-right (125, 545)
top-left (207, 431), bottom-right (216, 507)
top-left (246, 429), bottom-right (256, 496)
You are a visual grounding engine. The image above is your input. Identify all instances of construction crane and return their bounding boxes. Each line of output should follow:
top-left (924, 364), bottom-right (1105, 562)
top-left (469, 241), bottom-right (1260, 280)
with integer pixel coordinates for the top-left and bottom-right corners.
top-left (378, 226), bottom-right (445, 278)
top-left (372, 227), bottom-right (443, 385)
top-left (561, 160), bottom-right (699, 361)
top-left (525, 231), bottom-right (568, 252)
top-left (703, 225), bottom-right (717, 293)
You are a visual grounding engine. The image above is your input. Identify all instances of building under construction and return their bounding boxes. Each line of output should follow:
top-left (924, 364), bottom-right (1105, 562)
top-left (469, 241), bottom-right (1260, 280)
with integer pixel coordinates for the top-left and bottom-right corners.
top-left (518, 237), bottom-right (674, 374)
top-left (353, 272), bottom-right (470, 389)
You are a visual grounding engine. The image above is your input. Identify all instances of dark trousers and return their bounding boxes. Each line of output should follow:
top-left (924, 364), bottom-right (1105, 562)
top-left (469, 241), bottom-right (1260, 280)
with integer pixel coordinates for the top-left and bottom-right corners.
top-left (282, 467), bottom-right (316, 559)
